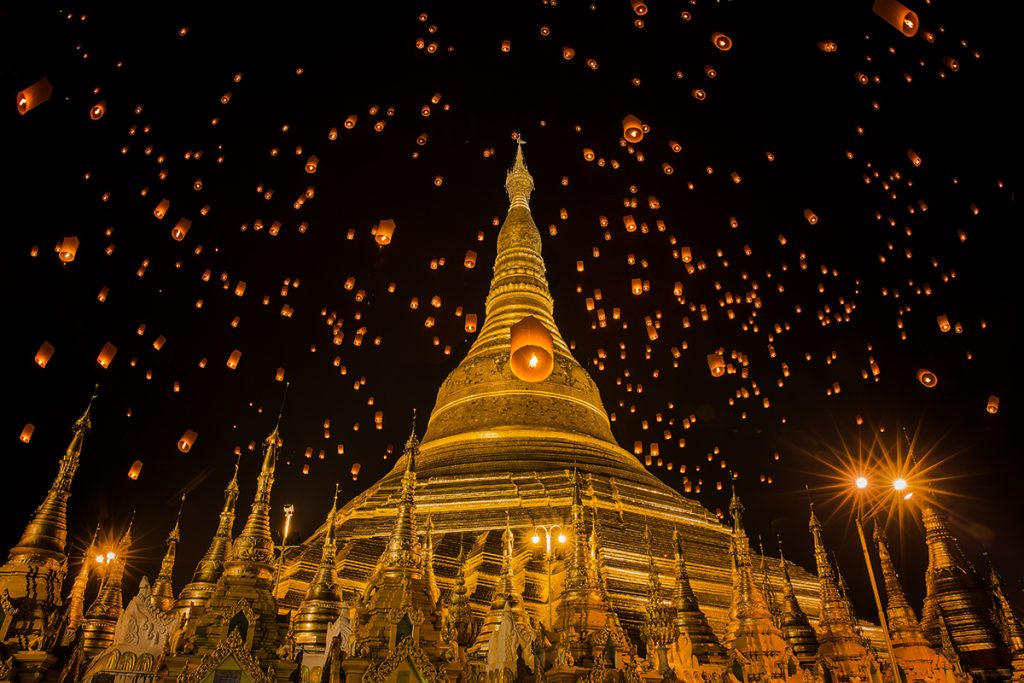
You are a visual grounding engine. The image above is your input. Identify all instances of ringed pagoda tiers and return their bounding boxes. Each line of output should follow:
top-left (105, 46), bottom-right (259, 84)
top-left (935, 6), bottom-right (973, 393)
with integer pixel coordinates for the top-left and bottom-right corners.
top-left (277, 143), bottom-right (823, 645)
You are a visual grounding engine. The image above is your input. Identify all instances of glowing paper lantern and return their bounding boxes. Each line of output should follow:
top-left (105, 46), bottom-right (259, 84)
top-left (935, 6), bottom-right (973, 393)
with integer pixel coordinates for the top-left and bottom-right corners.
top-left (20, 424), bottom-right (34, 443)
top-left (465, 314), bottom-right (478, 333)
top-left (178, 430), bottom-right (197, 453)
top-left (707, 353), bottom-right (726, 377)
top-left (154, 199), bottom-right (170, 219)
top-left (804, 209), bottom-right (818, 225)
top-left (509, 315), bottom-right (554, 382)
top-left (872, 0), bottom-right (919, 37)
top-left (16, 78), bottom-right (53, 115)
top-left (97, 342), bottom-right (117, 368)
top-left (227, 350), bottom-right (242, 369)
top-left (916, 368), bottom-right (938, 388)
top-left (937, 315), bottom-right (950, 332)
top-left (35, 342), bottom-right (55, 368)
top-left (305, 155), bottom-right (319, 173)
top-left (622, 115), bottom-right (644, 143)
top-left (351, 463), bottom-right (361, 480)
top-left (464, 250), bottom-right (477, 268)
top-left (171, 218), bottom-right (191, 241)
top-left (128, 460), bottom-right (143, 480)
top-left (89, 101), bottom-right (106, 120)
top-left (56, 237), bottom-right (79, 263)
top-left (631, 0), bottom-right (648, 15)
top-left (711, 32), bottom-right (733, 50)
top-left (986, 395), bottom-right (1000, 414)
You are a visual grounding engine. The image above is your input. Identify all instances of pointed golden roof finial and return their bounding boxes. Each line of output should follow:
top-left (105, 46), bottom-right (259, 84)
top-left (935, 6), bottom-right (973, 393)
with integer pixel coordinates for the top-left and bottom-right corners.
top-left (292, 483), bottom-right (344, 653)
top-left (776, 535), bottom-right (819, 665)
top-left (808, 500), bottom-right (860, 640)
top-left (505, 136), bottom-right (534, 210)
top-left (381, 417), bottom-right (422, 572)
top-left (404, 409), bottom-right (419, 473)
top-left (873, 522), bottom-right (929, 649)
top-left (177, 460), bottom-right (242, 608)
top-left (151, 496), bottom-right (185, 612)
top-left (671, 527), bottom-right (728, 665)
top-left (82, 516), bottom-right (132, 658)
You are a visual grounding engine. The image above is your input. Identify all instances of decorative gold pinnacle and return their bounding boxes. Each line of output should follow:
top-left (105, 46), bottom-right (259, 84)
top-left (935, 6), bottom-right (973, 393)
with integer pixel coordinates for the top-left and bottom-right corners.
top-left (151, 495), bottom-right (185, 612)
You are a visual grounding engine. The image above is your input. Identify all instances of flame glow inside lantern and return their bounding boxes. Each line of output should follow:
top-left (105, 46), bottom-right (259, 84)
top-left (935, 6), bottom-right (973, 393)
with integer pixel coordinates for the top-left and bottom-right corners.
top-left (36, 341), bottom-right (55, 368)
top-left (20, 424), bottom-right (34, 443)
top-left (172, 218), bottom-right (191, 241)
top-left (89, 101), bottom-right (106, 120)
top-left (17, 77), bottom-right (53, 115)
top-left (804, 209), bottom-right (818, 225)
top-left (871, 0), bottom-right (919, 37)
top-left (916, 368), bottom-right (938, 388)
top-left (227, 350), bottom-right (242, 369)
top-left (711, 32), bottom-right (733, 50)
top-left (465, 314), bottom-right (478, 333)
top-left (464, 250), bottom-right (477, 268)
top-left (57, 237), bottom-right (79, 263)
top-left (305, 155), bottom-right (319, 173)
top-left (707, 353), bottom-right (726, 377)
top-left (178, 430), bottom-right (197, 453)
top-left (622, 115), bottom-right (644, 143)
top-left (154, 199), bottom-right (170, 219)
top-left (630, 0), bottom-right (648, 15)
top-left (376, 219), bottom-right (395, 245)
top-left (351, 462), bottom-right (361, 480)
top-left (509, 315), bottom-right (554, 382)
top-left (128, 460), bottom-right (143, 480)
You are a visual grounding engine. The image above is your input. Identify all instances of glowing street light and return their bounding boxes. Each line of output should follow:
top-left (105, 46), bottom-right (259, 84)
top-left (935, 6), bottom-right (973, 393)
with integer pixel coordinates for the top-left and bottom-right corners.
top-left (532, 523), bottom-right (566, 627)
top-left (892, 478), bottom-right (908, 492)
top-left (855, 476), bottom-right (869, 489)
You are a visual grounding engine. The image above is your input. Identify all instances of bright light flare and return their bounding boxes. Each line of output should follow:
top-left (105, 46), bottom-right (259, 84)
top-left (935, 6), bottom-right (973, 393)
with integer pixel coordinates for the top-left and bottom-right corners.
top-left (855, 476), bottom-right (869, 489)
top-left (893, 478), bottom-right (908, 491)
top-left (557, 533), bottom-right (567, 544)
top-left (531, 534), bottom-right (541, 545)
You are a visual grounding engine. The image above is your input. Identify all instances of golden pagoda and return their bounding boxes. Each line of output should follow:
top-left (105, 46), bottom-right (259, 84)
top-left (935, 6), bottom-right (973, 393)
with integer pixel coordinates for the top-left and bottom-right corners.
top-left (277, 143), bottom-right (824, 674)
top-left (80, 519), bottom-right (133, 660)
top-left (150, 496), bottom-right (185, 613)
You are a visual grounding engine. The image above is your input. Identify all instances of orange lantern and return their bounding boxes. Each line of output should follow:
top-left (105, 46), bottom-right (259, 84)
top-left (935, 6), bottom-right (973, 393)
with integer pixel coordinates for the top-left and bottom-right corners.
top-left (631, 278), bottom-right (643, 295)
top-left (305, 155), bottom-right (319, 173)
top-left (97, 342), bottom-right (117, 368)
top-left (711, 32), bottom-right (733, 50)
top-left (128, 460), bottom-right (143, 480)
top-left (916, 368), bottom-right (938, 388)
top-left (986, 395), bottom-right (1000, 414)
top-left (344, 114), bottom-right (358, 129)
top-left (178, 430), bottom-right (197, 453)
top-left (872, 0), bottom-right (919, 36)
top-left (583, 148), bottom-right (595, 161)
top-left (680, 247), bottom-right (692, 263)
top-left (374, 219), bottom-right (395, 245)
top-left (276, 368), bottom-right (286, 382)
top-left (907, 149), bottom-right (922, 167)
top-left (89, 101), bottom-right (106, 120)
top-left (622, 115), bottom-right (644, 143)
top-left (56, 237), bottom-right (79, 262)
top-left (17, 78), bottom-right (53, 115)
top-left (35, 341), bottom-right (55, 368)
top-left (509, 315), bottom-right (554, 382)
top-left (19, 424), bottom-right (34, 443)
top-left (350, 463), bottom-right (361, 480)
top-left (803, 209), bottom-right (818, 225)
top-left (630, 0), bottom-right (648, 15)
top-left (707, 353), bottom-right (726, 377)
top-left (154, 199), bottom-right (170, 219)
top-left (227, 350), bottom-right (242, 369)
top-left (172, 218), bottom-right (191, 241)
top-left (464, 250), bottom-right (477, 268)
top-left (936, 315), bottom-right (950, 332)
top-left (465, 314), bottom-right (478, 333)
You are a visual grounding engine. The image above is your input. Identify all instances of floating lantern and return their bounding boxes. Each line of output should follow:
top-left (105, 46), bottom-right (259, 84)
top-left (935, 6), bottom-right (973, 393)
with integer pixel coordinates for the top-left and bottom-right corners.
top-left (916, 368), bottom-right (938, 388)
top-left (154, 199), bottom-right (170, 219)
top-left (817, 41), bottom-right (838, 53)
top-left (631, 278), bottom-right (643, 295)
top-left (937, 315), bottom-right (950, 332)
top-left (17, 78), bottom-right (53, 115)
top-left (707, 353), bottom-right (726, 377)
top-left (97, 342), bottom-right (117, 368)
top-left (562, 47), bottom-right (575, 60)
top-left (351, 463), bottom-right (361, 480)
top-left (804, 209), bottom-right (818, 225)
top-left (89, 101), bottom-right (106, 120)
top-left (872, 0), bottom-right (919, 36)
top-left (305, 155), bottom-right (319, 173)
top-left (20, 424), bottom-right (34, 443)
top-left (128, 460), bottom-right (143, 480)
top-left (178, 430), bottom-right (197, 453)
top-left (631, 0), bottom-right (648, 15)
top-left (583, 148), bottom-right (595, 161)
top-left (171, 218), bottom-right (191, 241)
top-left (510, 315), bottom-right (554, 382)
top-left (227, 350), bottom-right (242, 369)
top-left (464, 250), bottom-right (477, 268)
top-left (35, 341), bottom-right (54, 367)
top-left (465, 314), bottom-right (478, 333)
top-left (622, 115), bottom-right (644, 143)
top-left (986, 395), bottom-right (1000, 414)
top-left (375, 219), bottom-right (395, 245)
top-left (712, 32), bottom-right (732, 50)
top-left (56, 237), bottom-right (79, 263)
top-left (501, 39), bottom-right (511, 52)
top-left (907, 149), bottom-right (922, 167)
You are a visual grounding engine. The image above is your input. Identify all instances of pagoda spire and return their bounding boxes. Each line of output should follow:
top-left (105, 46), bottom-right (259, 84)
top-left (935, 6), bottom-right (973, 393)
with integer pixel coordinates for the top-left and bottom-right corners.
top-left (873, 523), bottom-right (929, 648)
top-left (723, 488), bottom-right (777, 650)
top-left (9, 387), bottom-right (97, 566)
top-left (81, 518), bottom-right (132, 659)
top-left (776, 538), bottom-right (819, 667)
top-left (150, 495), bottom-right (185, 612)
top-left (564, 470), bottom-right (592, 592)
top-left (641, 526), bottom-right (675, 671)
top-left (62, 525), bottom-right (101, 644)
top-left (442, 540), bottom-right (478, 647)
top-left (505, 137), bottom-right (534, 210)
top-left (381, 416), bottom-right (422, 573)
top-left (671, 528), bottom-right (727, 665)
top-left (758, 536), bottom-right (779, 624)
top-left (471, 512), bottom-right (533, 659)
top-left (292, 484), bottom-right (344, 654)
top-left (174, 456), bottom-right (240, 618)
top-left (987, 559), bottom-right (1024, 679)
top-left (423, 514), bottom-right (440, 606)
top-left (223, 401), bottom-right (286, 581)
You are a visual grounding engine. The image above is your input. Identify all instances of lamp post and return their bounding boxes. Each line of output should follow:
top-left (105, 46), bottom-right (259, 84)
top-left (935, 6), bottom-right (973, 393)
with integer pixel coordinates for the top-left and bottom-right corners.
top-left (531, 523), bottom-right (566, 628)
top-left (851, 475), bottom-right (904, 683)
top-left (274, 503), bottom-right (296, 597)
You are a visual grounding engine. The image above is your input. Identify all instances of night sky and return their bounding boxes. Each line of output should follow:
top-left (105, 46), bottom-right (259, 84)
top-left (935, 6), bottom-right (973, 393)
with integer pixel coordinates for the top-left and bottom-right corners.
top-left (5, 0), bottom-right (1019, 618)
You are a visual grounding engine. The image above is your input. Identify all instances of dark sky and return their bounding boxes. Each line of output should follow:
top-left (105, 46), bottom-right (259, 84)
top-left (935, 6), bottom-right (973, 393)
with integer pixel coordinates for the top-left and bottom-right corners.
top-left (4, 0), bottom-right (1019, 618)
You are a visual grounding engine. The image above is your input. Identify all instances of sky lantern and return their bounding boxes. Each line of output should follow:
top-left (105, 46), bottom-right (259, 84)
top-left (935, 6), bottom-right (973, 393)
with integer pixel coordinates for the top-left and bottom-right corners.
top-left (631, 0), bottom-right (648, 15)
top-left (154, 199), bottom-right (170, 219)
top-left (97, 342), bottom-right (117, 368)
top-left (907, 149), bottom-right (922, 166)
top-left (344, 114), bottom-right (358, 128)
top-left (501, 39), bottom-right (511, 52)
top-left (227, 349), bottom-right (242, 369)
top-left (16, 77), bottom-right (53, 115)
top-left (128, 460), bottom-right (143, 480)
top-left (510, 315), bottom-right (554, 382)
top-left (872, 0), bottom-right (919, 36)
top-left (622, 115), bottom-right (644, 142)
top-left (916, 368), bottom-right (938, 388)
top-left (711, 32), bottom-right (733, 50)
top-left (937, 315), bottom-right (951, 332)
top-left (986, 396), bottom-right (1000, 414)
top-left (351, 463), bottom-right (361, 480)
top-left (35, 341), bottom-right (54, 368)
top-left (631, 278), bottom-right (643, 295)
top-left (803, 209), bottom-right (819, 225)
top-left (56, 237), bottom-right (79, 263)
top-left (375, 219), bottom-right (395, 245)
top-left (562, 47), bottom-right (575, 60)
top-left (464, 250), bottom-right (477, 268)
top-left (305, 155), bottom-right (319, 173)
top-left (707, 353), bottom-right (726, 377)
top-left (89, 101), bottom-right (106, 120)
top-left (171, 218), bottom-right (191, 241)
top-left (178, 430), bottom-right (197, 453)
top-left (465, 314), bottom-right (478, 333)
top-left (20, 424), bottom-right (34, 443)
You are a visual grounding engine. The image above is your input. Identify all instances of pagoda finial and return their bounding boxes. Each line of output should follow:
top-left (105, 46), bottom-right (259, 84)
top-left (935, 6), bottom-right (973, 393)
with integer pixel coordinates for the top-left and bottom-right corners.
top-left (776, 535), bottom-right (819, 666)
top-left (808, 500), bottom-right (861, 640)
top-left (62, 525), bottom-right (102, 643)
top-left (271, 381), bottom-right (290, 438)
top-left (671, 527), bottom-right (728, 665)
top-left (381, 422), bottom-right (421, 572)
top-left (292, 484), bottom-right (344, 653)
top-left (151, 495), bottom-right (185, 612)
top-left (404, 410), bottom-right (419, 472)
top-left (505, 138), bottom-right (534, 210)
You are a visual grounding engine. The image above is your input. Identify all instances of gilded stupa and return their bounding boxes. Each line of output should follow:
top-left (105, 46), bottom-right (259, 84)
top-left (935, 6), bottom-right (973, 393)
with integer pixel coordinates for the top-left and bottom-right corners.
top-left (276, 143), bottom-right (824, 654)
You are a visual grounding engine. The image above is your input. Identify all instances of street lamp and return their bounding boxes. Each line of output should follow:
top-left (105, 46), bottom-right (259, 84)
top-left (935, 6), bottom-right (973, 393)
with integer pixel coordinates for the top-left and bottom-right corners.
top-left (531, 523), bottom-right (566, 627)
top-left (274, 504), bottom-right (296, 597)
